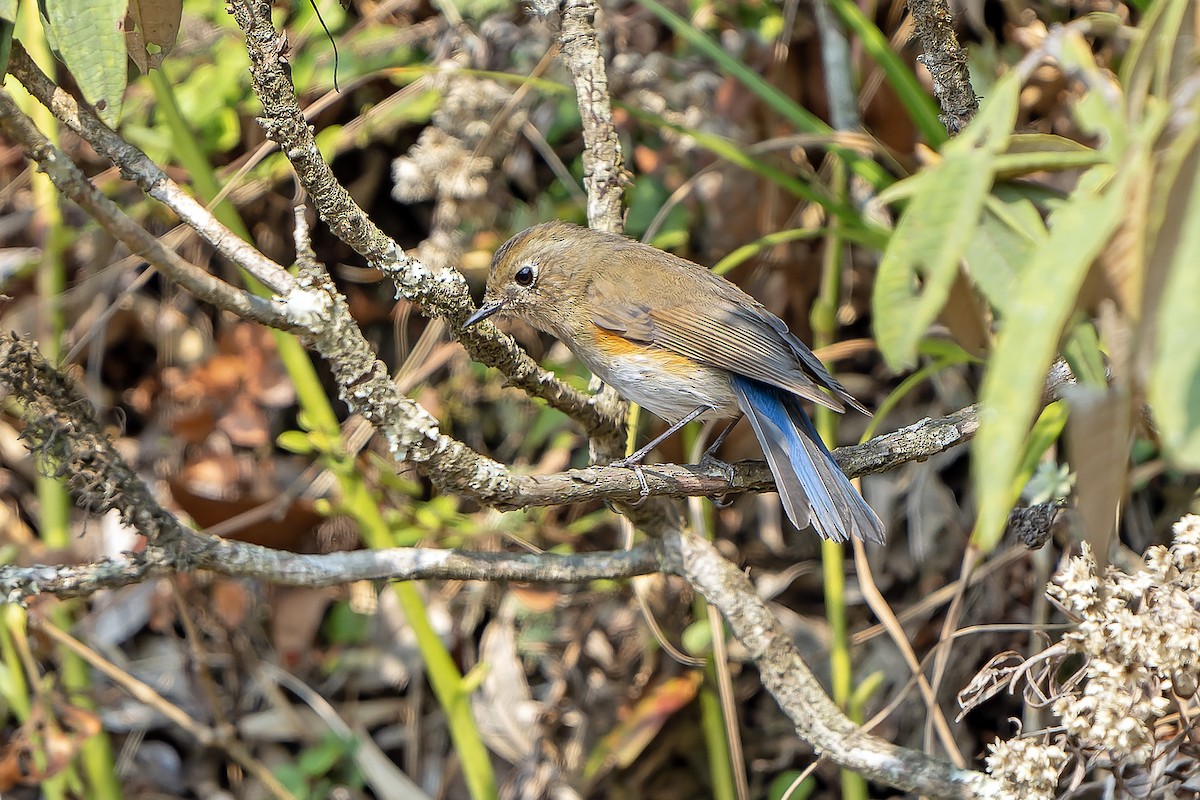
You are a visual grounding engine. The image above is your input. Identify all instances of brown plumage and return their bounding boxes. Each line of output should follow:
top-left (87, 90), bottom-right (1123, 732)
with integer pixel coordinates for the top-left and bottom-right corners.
top-left (465, 221), bottom-right (884, 543)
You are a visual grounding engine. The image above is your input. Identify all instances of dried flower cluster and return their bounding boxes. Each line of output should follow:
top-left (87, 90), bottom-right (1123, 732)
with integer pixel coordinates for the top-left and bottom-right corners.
top-left (980, 514), bottom-right (1200, 799)
top-left (391, 69), bottom-right (521, 269)
top-left (984, 735), bottom-right (1068, 799)
top-left (388, 16), bottom-right (771, 269)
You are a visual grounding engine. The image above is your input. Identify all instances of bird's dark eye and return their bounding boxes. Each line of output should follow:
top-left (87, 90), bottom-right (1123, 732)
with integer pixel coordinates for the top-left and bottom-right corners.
top-left (514, 265), bottom-right (535, 287)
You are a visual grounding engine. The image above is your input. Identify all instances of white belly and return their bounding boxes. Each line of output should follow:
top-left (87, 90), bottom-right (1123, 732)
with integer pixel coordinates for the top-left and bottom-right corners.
top-left (583, 351), bottom-right (740, 424)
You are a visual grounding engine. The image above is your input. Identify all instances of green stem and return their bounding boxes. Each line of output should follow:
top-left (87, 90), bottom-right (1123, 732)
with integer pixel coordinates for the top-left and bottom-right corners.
top-left (0, 605), bottom-right (32, 722)
top-left (148, 72), bottom-right (496, 797)
top-left (698, 660), bottom-right (737, 800)
top-left (811, 163), bottom-right (867, 800)
top-left (17, 5), bottom-right (122, 796)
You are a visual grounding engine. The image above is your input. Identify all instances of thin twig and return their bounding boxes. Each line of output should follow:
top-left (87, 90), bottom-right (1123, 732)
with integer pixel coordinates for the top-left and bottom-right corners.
top-left (33, 618), bottom-right (296, 800)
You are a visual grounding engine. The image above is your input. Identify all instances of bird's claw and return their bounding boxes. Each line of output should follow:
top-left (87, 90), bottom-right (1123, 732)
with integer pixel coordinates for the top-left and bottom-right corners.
top-left (609, 458), bottom-right (651, 505)
top-left (699, 452), bottom-right (736, 485)
top-left (699, 453), bottom-right (736, 511)
top-left (710, 493), bottom-right (735, 509)
top-left (628, 464), bottom-right (650, 505)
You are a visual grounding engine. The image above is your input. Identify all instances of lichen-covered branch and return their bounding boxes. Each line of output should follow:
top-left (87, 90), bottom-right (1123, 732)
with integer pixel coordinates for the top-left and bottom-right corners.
top-left (541, 0), bottom-right (629, 234)
top-left (1, 543), bottom-right (664, 604)
top-left (0, 88), bottom-right (287, 328)
top-left (0, 331), bottom-right (1002, 795)
top-left (0, 335), bottom-right (662, 604)
top-left (906, 0), bottom-right (980, 134)
top-left (8, 44), bottom-right (297, 296)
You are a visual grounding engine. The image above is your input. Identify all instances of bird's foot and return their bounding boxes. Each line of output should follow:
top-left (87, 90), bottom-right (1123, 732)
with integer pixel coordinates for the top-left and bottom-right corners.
top-left (610, 453), bottom-right (643, 469)
top-left (699, 452), bottom-right (736, 509)
top-left (699, 451), bottom-right (735, 485)
top-left (625, 463), bottom-right (650, 506)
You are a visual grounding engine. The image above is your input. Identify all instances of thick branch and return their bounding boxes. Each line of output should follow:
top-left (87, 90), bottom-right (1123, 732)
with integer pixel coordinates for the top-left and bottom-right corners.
top-left (661, 528), bottom-right (1000, 797)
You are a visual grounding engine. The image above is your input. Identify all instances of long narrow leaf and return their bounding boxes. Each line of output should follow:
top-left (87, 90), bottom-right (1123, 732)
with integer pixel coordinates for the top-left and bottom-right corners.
top-left (963, 197), bottom-right (1044, 313)
top-left (971, 165), bottom-right (1134, 550)
top-left (1148, 121), bottom-right (1200, 468)
top-left (873, 149), bottom-right (993, 369)
top-left (634, 0), bottom-right (891, 190)
top-left (873, 72), bottom-right (1022, 368)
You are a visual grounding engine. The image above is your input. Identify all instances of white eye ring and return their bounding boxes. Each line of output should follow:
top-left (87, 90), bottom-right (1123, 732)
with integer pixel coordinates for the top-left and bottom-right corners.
top-left (514, 264), bottom-right (536, 287)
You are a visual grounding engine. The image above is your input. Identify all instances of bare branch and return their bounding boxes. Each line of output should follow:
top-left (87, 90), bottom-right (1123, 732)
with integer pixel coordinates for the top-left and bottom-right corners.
top-left (1, 544), bottom-right (663, 603)
top-left (550, 0), bottom-right (629, 234)
top-left (0, 89), bottom-right (288, 328)
top-left (228, 0), bottom-right (620, 441)
top-left (0, 334), bottom-right (661, 603)
top-left (8, 44), bottom-right (297, 296)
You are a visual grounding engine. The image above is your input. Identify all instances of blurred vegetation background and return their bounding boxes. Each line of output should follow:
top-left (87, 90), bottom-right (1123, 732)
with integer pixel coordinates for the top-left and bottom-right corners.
top-left (0, 0), bottom-right (1198, 797)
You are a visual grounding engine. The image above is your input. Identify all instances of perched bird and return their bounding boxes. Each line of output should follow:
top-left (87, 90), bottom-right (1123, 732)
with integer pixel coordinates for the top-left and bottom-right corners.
top-left (464, 221), bottom-right (885, 544)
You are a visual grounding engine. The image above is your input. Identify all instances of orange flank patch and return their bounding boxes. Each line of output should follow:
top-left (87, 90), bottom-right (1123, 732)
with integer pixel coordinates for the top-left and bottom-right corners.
top-left (591, 326), bottom-right (695, 370)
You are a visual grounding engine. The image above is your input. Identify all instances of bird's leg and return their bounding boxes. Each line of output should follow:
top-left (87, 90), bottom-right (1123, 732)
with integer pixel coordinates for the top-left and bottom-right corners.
top-left (627, 465), bottom-right (651, 506)
top-left (610, 405), bottom-right (712, 506)
top-left (610, 405), bottom-right (711, 468)
top-left (699, 414), bottom-right (741, 479)
top-left (701, 415), bottom-right (741, 464)
top-left (700, 414), bottom-right (743, 507)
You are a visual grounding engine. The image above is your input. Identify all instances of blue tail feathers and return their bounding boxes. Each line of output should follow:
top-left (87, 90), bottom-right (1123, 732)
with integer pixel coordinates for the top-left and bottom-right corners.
top-left (730, 375), bottom-right (885, 544)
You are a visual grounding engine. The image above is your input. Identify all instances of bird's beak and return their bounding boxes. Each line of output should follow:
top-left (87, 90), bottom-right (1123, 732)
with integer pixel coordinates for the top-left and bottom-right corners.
top-left (464, 299), bottom-right (504, 328)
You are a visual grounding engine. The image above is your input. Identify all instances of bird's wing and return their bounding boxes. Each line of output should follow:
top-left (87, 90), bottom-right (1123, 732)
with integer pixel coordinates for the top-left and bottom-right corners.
top-left (588, 270), bottom-right (858, 413)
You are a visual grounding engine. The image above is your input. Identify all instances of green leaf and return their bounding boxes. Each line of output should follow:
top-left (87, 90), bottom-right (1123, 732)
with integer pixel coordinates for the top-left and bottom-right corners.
top-left (874, 169), bottom-right (929, 206)
top-left (873, 70), bottom-right (1024, 368)
top-left (713, 227), bottom-right (827, 275)
top-left (1058, 31), bottom-right (1127, 152)
top-left (622, 105), bottom-right (882, 242)
top-left (0, 19), bottom-right (13, 77)
top-left (1148, 123), bottom-right (1200, 468)
top-left (1011, 401), bottom-right (1070, 502)
top-left (276, 430), bottom-right (315, 455)
top-left (1120, 0), bottom-right (1191, 107)
top-left (963, 197), bottom-right (1043, 313)
top-left (971, 164), bottom-right (1134, 550)
top-left (1062, 319), bottom-right (1107, 389)
top-left (43, 0), bottom-right (128, 126)
top-left (0, 0), bottom-right (15, 22)
top-left (873, 149), bottom-right (994, 369)
top-left (636, 0), bottom-right (825, 134)
top-left (767, 772), bottom-right (815, 800)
